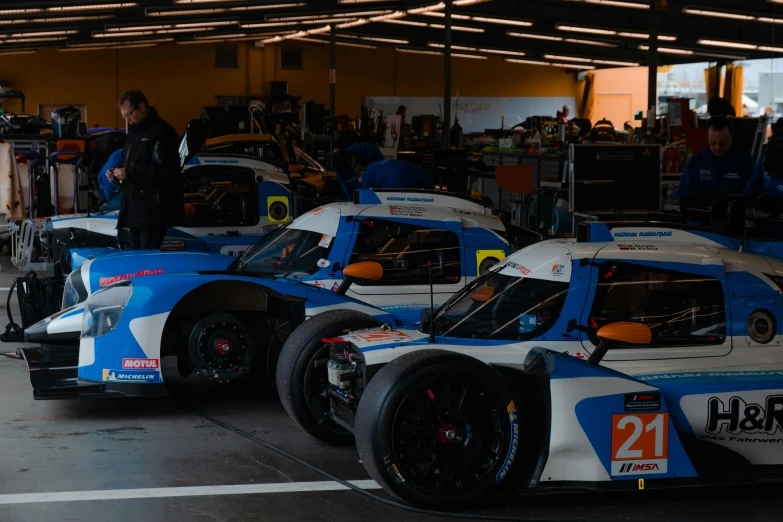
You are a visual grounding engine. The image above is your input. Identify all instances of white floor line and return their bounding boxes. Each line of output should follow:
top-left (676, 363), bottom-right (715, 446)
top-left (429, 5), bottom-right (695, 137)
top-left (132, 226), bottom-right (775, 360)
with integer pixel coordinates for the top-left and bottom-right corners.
top-left (0, 480), bottom-right (381, 505)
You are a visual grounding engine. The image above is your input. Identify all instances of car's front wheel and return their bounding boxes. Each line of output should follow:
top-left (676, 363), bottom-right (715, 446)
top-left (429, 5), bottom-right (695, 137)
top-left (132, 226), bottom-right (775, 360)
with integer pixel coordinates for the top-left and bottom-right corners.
top-left (355, 350), bottom-right (522, 510)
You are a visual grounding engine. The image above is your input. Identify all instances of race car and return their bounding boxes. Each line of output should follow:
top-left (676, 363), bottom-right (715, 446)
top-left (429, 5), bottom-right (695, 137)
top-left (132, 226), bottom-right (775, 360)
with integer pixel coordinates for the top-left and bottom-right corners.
top-left (19, 189), bottom-right (539, 401)
top-left (12, 132), bottom-right (337, 274)
top-left (277, 221), bottom-right (783, 508)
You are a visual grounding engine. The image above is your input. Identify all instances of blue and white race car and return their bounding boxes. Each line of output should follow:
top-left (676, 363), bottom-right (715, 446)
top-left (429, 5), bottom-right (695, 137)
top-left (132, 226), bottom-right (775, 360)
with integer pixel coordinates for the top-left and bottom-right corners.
top-left (278, 221), bottom-right (783, 508)
top-left (20, 190), bottom-right (537, 400)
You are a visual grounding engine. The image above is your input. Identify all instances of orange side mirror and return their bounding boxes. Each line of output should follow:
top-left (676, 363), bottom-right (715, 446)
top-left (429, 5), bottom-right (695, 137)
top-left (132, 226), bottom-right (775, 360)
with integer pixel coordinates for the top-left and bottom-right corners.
top-left (343, 261), bottom-right (383, 281)
top-left (596, 322), bottom-right (652, 346)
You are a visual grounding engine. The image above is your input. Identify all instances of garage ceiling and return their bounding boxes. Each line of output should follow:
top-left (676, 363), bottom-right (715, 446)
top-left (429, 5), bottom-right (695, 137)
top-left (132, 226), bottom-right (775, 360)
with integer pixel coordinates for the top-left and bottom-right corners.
top-left (1, 0), bottom-right (782, 69)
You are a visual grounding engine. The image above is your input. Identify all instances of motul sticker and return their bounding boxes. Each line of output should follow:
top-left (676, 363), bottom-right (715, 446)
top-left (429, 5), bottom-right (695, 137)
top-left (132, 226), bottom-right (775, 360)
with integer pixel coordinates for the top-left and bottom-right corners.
top-left (122, 358), bottom-right (159, 369)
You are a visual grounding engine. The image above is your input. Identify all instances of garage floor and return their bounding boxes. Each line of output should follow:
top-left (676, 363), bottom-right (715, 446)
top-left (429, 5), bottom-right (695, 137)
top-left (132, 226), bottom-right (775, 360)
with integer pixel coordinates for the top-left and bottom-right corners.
top-left (0, 261), bottom-right (779, 522)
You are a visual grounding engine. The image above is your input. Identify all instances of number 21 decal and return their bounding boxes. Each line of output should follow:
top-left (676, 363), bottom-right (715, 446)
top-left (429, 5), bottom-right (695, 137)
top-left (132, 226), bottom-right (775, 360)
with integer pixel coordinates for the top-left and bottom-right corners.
top-left (610, 413), bottom-right (669, 476)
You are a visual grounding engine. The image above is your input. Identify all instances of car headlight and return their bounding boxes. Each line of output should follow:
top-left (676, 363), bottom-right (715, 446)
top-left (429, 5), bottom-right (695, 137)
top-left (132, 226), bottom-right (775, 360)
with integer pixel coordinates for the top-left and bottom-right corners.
top-left (81, 282), bottom-right (133, 338)
top-left (62, 273), bottom-right (79, 309)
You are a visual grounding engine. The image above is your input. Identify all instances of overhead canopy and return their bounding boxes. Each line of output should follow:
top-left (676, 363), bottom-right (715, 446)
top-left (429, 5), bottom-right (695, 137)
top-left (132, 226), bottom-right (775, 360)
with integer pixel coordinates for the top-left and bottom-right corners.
top-left (0, 1), bottom-right (781, 69)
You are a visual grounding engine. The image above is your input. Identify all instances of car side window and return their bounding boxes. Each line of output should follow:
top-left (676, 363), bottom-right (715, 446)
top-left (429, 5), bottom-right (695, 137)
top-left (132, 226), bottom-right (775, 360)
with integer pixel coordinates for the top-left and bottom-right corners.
top-left (349, 218), bottom-right (461, 286)
top-left (589, 261), bottom-right (726, 347)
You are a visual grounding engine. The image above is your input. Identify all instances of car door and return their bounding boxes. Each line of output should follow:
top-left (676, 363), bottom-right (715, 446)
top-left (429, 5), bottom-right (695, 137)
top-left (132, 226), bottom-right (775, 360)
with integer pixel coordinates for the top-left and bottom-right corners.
top-left (343, 209), bottom-right (466, 309)
top-left (579, 244), bottom-right (732, 361)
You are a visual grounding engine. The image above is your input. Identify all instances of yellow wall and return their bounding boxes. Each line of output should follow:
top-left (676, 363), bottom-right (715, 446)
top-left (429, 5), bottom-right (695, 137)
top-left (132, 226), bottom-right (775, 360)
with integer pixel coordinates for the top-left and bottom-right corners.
top-left (0, 41), bottom-right (579, 133)
top-left (591, 66), bottom-right (649, 127)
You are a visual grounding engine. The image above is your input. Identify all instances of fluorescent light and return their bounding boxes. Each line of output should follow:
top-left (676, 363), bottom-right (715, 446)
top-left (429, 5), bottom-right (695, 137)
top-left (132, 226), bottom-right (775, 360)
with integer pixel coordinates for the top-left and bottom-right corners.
top-left (18, 15), bottom-right (112, 24)
top-left (371, 11), bottom-right (406, 21)
top-left (47, 3), bottom-right (137, 11)
top-left (269, 11), bottom-right (389, 22)
top-left (420, 11), bottom-right (470, 19)
top-left (108, 25), bottom-right (171, 32)
top-left (338, 0), bottom-right (392, 3)
top-left (639, 44), bottom-right (693, 55)
top-left (229, 3), bottom-right (307, 10)
top-left (471, 16), bottom-right (532, 26)
top-left (583, 0), bottom-right (648, 8)
top-left (479, 48), bottom-right (526, 56)
top-left (8, 30), bottom-right (77, 38)
top-left (593, 59), bottom-right (640, 66)
top-left (174, 0), bottom-right (245, 2)
top-left (758, 17), bottom-right (783, 24)
top-left (681, 8), bottom-right (755, 21)
top-left (550, 62), bottom-right (595, 69)
top-left (64, 38), bottom-right (174, 48)
top-left (617, 31), bottom-right (678, 41)
top-left (758, 46), bottom-right (783, 52)
top-left (194, 33), bottom-right (247, 40)
top-left (564, 38), bottom-right (617, 47)
top-left (0, 8), bottom-right (42, 15)
top-left (698, 39), bottom-right (759, 50)
top-left (0, 49), bottom-right (39, 55)
top-left (505, 58), bottom-right (551, 66)
top-left (556, 25), bottom-right (617, 35)
top-left (147, 8), bottom-right (227, 16)
top-left (544, 54), bottom-right (593, 62)
top-left (506, 57), bottom-right (594, 69)
top-left (241, 22), bottom-right (299, 29)
top-left (4, 36), bottom-right (69, 43)
top-left (507, 31), bottom-right (563, 41)
top-left (453, 53), bottom-right (487, 59)
top-left (451, 25), bottom-right (485, 32)
top-left (383, 19), bottom-right (428, 27)
top-left (408, 3), bottom-right (446, 15)
top-left (337, 19), bottom-right (369, 28)
top-left (397, 48), bottom-right (442, 55)
top-left (342, 34), bottom-right (408, 44)
top-left (94, 31), bottom-right (155, 38)
top-left (157, 27), bottom-right (213, 34)
top-left (60, 43), bottom-right (157, 52)
top-left (175, 21), bottom-right (238, 28)
top-left (454, 0), bottom-right (492, 4)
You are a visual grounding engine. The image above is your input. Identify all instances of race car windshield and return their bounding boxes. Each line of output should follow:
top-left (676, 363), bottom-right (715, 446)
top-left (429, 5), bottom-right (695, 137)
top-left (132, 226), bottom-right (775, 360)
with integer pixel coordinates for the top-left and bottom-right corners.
top-left (426, 270), bottom-right (569, 341)
top-left (236, 227), bottom-right (333, 278)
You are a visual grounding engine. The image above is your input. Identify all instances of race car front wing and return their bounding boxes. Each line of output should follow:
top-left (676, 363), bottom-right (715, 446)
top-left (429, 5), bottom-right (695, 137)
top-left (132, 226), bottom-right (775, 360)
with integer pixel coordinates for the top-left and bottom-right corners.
top-left (19, 345), bottom-right (168, 400)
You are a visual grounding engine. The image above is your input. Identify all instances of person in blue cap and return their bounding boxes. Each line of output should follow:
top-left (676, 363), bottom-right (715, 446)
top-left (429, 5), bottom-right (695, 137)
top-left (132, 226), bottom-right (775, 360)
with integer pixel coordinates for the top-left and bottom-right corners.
top-left (333, 142), bottom-right (385, 199)
top-left (677, 115), bottom-right (755, 216)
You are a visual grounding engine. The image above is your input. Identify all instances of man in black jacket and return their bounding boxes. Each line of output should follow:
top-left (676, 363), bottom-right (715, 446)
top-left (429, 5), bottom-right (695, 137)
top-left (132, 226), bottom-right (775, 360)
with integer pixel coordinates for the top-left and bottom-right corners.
top-left (107, 90), bottom-right (182, 250)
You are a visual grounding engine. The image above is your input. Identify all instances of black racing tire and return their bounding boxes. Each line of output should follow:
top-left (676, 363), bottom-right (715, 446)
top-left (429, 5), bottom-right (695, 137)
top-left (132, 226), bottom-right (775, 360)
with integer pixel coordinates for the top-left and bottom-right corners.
top-left (355, 350), bottom-right (521, 510)
top-left (276, 310), bottom-right (382, 446)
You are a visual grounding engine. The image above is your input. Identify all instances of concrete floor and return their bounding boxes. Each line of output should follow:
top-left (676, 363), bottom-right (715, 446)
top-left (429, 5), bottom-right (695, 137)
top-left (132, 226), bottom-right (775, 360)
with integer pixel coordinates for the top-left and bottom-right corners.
top-left (0, 260), bottom-right (780, 522)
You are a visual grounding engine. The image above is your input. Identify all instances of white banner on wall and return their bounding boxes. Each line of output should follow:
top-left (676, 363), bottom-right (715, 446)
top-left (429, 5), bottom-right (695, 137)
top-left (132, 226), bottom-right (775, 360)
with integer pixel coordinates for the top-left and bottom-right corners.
top-left (365, 96), bottom-right (577, 134)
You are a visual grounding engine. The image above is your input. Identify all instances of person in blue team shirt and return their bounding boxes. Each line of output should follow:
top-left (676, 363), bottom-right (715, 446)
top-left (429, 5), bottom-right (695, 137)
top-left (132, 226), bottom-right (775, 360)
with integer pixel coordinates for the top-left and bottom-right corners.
top-left (360, 159), bottom-right (434, 191)
top-left (333, 142), bottom-right (385, 199)
top-left (97, 149), bottom-right (124, 202)
top-left (677, 115), bottom-right (755, 215)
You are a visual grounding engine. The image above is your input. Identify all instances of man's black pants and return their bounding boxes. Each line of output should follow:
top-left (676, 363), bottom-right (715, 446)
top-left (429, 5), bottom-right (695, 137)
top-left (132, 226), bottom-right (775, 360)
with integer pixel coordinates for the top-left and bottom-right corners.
top-left (130, 226), bottom-right (168, 250)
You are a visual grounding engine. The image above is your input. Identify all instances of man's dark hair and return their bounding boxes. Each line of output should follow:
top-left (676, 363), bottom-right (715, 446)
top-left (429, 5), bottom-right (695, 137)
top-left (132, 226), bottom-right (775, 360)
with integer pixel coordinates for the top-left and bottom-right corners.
top-left (397, 105), bottom-right (407, 113)
top-left (764, 138), bottom-right (783, 174)
top-left (118, 90), bottom-right (149, 109)
top-left (708, 115), bottom-right (734, 135)
top-left (707, 96), bottom-right (736, 117)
